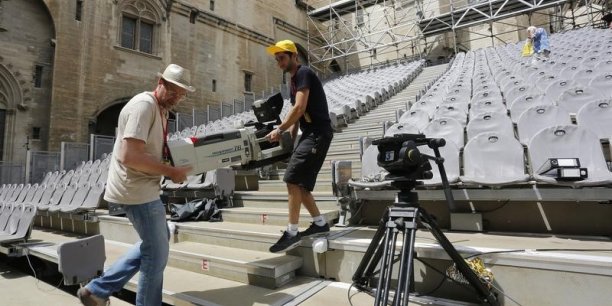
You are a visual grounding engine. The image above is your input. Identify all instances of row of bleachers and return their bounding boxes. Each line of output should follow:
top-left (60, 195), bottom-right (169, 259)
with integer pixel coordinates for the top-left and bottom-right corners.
top-left (167, 60), bottom-right (426, 141)
top-left (355, 27), bottom-right (612, 188)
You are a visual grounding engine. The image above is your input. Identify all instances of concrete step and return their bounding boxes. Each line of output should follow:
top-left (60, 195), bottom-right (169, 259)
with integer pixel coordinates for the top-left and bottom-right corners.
top-left (298, 281), bottom-right (478, 306)
top-left (167, 241), bottom-right (302, 289)
top-left (32, 224), bottom-right (303, 289)
top-left (21, 229), bottom-right (329, 305)
top-left (235, 188), bottom-right (338, 209)
top-left (171, 221), bottom-right (350, 253)
top-left (220, 207), bottom-right (339, 227)
top-left (268, 168), bottom-right (361, 181)
top-left (257, 179), bottom-right (334, 193)
top-left (0, 261), bottom-right (132, 306)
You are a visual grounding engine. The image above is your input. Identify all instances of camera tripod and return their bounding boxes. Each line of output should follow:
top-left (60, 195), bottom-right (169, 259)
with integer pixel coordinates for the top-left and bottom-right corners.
top-left (351, 179), bottom-right (499, 306)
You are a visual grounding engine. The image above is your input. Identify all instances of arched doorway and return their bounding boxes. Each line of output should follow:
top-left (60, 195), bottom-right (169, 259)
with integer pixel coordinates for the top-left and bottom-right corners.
top-left (94, 98), bottom-right (177, 136)
top-left (95, 102), bottom-right (126, 136)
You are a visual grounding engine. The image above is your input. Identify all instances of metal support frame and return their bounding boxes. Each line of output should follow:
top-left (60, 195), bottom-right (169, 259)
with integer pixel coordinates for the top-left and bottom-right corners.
top-left (306, 0), bottom-right (602, 75)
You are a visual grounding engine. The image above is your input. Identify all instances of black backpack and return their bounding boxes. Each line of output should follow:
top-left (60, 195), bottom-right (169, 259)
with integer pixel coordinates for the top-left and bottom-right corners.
top-left (170, 198), bottom-right (223, 222)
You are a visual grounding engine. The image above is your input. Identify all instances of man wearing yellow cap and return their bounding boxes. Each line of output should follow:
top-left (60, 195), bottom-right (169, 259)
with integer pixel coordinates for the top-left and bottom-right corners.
top-left (265, 40), bottom-right (333, 253)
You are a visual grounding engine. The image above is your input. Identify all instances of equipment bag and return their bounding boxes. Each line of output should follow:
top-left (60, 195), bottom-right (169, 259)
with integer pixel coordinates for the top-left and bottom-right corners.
top-left (170, 198), bottom-right (223, 222)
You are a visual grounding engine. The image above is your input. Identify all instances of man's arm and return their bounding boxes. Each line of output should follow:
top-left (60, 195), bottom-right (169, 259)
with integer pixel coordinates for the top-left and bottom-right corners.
top-left (267, 89), bottom-right (309, 142)
top-left (118, 138), bottom-right (190, 182)
top-left (279, 89), bottom-right (309, 131)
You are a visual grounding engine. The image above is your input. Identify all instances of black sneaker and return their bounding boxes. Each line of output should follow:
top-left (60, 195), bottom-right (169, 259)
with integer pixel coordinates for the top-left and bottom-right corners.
top-left (301, 222), bottom-right (330, 237)
top-left (269, 231), bottom-right (302, 253)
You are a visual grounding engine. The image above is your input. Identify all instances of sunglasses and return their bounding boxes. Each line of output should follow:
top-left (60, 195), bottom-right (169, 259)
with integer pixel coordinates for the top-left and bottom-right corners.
top-left (163, 81), bottom-right (187, 100)
top-left (275, 54), bottom-right (290, 62)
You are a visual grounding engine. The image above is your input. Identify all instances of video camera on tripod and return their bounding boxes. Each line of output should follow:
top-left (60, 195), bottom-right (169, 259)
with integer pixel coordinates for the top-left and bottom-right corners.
top-left (373, 134), bottom-right (450, 182)
top-left (352, 133), bottom-right (499, 306)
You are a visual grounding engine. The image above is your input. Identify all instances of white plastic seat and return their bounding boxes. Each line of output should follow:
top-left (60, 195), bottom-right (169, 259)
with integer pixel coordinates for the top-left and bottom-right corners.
top-left (433, 104), bottom-right (467, 126)
top-left (509, 93), bottom-right (554, 123)
top-left (384, 123), bottom-right (419, 137)
top-left (545, 79), bottom-right (577, 102)
top-left (422, 117), bottom-right (464, 148)
top-left (410, 100), bottom-right (438, 117)
top-left (420, 141), bottom-right (461, 185)
top-left (466, 112), bottom-right (514, 141)
top-left (398, 110), bottom-right (430, 131)
top-left (516, 105), bottom-right (571, 145)
top-left (461, 132), bottom-right (529, 186)
top-left (505, 85), bottom-right (541, 108)
top-left (470, 100), bottom-right (507, 118)
top-left (528, 125), bottom-right (612, 186)
top-left (588, 73), bottom-right (612, 99)
top-left (557, 86), bottom-right (606, 114)
top-left (576, 100), bottom-right (612, 140)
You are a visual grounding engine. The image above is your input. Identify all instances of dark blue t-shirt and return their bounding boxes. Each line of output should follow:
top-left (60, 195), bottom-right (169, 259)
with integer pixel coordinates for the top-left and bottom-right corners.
top-left (291, 65), bottom-right (332, 133)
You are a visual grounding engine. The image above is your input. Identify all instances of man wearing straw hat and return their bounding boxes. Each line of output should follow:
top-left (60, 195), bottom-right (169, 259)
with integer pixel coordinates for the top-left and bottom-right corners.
top-left (265, 40), bottom-right (333, 253)
top-left (77, 64), bottom-right (194, 306)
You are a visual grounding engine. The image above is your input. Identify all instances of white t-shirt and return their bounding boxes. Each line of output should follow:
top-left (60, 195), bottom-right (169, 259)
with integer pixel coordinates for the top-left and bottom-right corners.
top-left (104, 92), bottom-right (167, 205)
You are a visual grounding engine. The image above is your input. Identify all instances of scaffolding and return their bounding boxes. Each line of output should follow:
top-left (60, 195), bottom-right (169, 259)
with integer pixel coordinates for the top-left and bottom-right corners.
top-left (306, 0), bottom-right (609, 75)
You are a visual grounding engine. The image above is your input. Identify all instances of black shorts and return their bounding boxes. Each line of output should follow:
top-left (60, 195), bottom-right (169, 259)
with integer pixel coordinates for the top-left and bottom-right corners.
top-left (283, 130), bottom-right (333, 192)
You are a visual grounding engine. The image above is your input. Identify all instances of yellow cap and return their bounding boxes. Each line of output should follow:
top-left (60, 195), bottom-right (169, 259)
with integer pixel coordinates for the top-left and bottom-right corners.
top-left (266, 40), bottom-right (297, 55)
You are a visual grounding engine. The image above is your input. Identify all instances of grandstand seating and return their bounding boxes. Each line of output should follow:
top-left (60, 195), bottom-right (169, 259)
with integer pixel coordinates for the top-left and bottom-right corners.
top-left (0, 154), bottom-right (111, 241)
top-left (344, 27), bottom-right (612, 189)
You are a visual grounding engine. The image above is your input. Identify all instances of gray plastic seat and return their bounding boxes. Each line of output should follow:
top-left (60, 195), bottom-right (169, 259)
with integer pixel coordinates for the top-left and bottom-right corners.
top-left (43, 185), bottom-right (67, 212)
top-left (588, 73), bottom-right (612, 99)
top-left (420, 141), bottom-right (460, 185)
top-left (97, 168), bottom-right (109, 184)
top-left (509, 94), bottom-right (554, 123)
top-left (466, 112), bottom-right (514, 142)
top-left (528, 125), bottom-right (612, 186)
top-left (49, 184), bottom-right (77, 212)
top-left (517, 105), bottom-right (571, 145)
top-left (360, 144), bottom-right (387, 181)
top-left (80, 182), bottom-right (104, 210)
top-left (461, 132), bottom-right (529, 186)
top-left (398, 110), bottom-right (429, 131)
top-left (6, 184), bottom-right (24, 203)
top-left (59, 170), bottom-right (75, 186)
top-left (57, 235), bottom-right (106, 286)
top-left (0, 204), bottom-right (21, 236)
top-left (26, 184), bottom-right (46, 207)
top-left (0, 204), bottom-right (37, 243)
top-left (422, 118), bottom-right (464, 148)
top-left (60, 183), bottom-right (90, 213)
top-left (0, 203), bottom-right (15, 233)
top-left (557, 86), bottom-right (606, 114)
top-left (576, 101), bottom-right (612, 140)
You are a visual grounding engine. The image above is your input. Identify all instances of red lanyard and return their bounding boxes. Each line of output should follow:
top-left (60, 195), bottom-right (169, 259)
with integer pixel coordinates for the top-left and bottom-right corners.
top-left (154, 90), bottom-right (170, 160)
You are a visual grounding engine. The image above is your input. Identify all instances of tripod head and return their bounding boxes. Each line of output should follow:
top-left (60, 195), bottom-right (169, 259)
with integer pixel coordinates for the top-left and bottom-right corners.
top-left (374, 133), bottom-right (460, 212)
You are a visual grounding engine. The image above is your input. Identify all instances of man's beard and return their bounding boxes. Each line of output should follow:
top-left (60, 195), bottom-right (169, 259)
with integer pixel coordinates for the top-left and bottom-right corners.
top-left (284, 61), bottom-right (294, 73)
top-left (159, 98), bottom-right (177, 110)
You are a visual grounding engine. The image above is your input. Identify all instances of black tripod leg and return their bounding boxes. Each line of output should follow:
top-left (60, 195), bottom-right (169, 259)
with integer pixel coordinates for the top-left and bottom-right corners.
top-left (352, 210), bottom-right (389, 289)
top-left (380, 225), bottom-right (399, 306)
top-left (392, 209), bottom-right (418, 306)
top-left (419, 209), bottom-right (499, 306)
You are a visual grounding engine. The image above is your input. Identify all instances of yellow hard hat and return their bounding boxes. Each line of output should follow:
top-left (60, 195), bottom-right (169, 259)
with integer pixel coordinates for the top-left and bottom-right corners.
top-left (266, 40), bottom-right (297, 55)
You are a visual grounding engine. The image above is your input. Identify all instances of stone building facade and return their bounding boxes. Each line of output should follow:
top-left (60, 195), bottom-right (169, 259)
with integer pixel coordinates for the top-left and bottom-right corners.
top-left (0, 0), bottom-right (320, 163)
